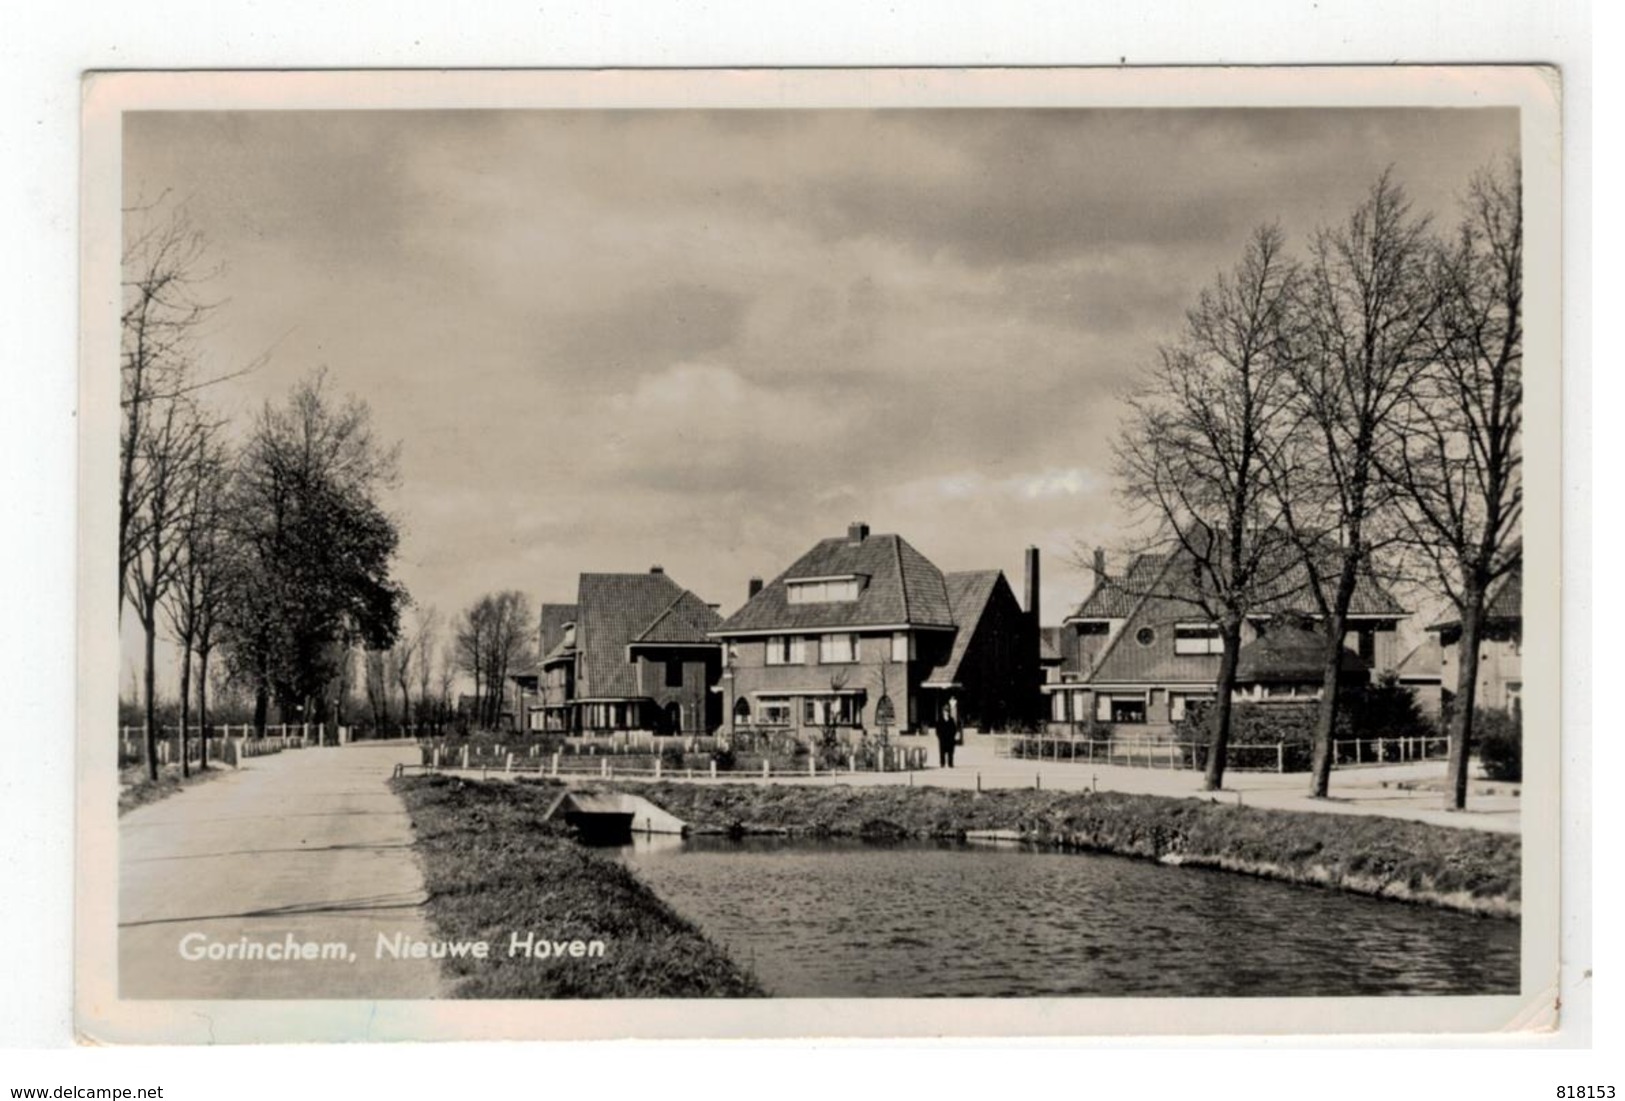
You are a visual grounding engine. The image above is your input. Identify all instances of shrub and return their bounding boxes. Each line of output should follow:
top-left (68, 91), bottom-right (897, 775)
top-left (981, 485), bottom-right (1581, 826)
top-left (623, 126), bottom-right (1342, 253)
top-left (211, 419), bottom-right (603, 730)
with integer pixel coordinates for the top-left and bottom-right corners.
top-left (710, 746), bottom-right (737, 773)
top-left (1474, 708), bottom-right (1522, 782)
top-left (659, 742), bottom-right (686, 769)
top-left (1343, 678), bottom-right (1434, 740)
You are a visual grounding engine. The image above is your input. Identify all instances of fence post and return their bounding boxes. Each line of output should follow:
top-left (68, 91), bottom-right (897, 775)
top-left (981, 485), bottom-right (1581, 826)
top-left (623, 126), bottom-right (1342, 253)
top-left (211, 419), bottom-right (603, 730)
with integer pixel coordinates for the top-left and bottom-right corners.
top-left (505, 752), bottom-right (514, 775)
top-left (600, 757), bottom-right (608, 778)
top-left (551, 751), bottom-right (561, 778)
top-left (654, 757), bottom-right (663, 780)
top-left (710, 760), bottom-right (718, 780)
top-left (461, 745), bottom-right (470, 769)
top-left (1277, 744), bottom-right (1284, 774)
top-left (762, 759), bottom-right (770, 779)
top-left (808, 755), bottom-right (816, 777)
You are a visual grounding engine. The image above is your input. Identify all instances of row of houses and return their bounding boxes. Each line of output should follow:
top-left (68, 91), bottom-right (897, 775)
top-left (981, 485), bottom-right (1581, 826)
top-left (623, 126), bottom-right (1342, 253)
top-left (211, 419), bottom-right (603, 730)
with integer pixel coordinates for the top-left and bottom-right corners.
top-left (505, 522), bottom-right (1522, 740)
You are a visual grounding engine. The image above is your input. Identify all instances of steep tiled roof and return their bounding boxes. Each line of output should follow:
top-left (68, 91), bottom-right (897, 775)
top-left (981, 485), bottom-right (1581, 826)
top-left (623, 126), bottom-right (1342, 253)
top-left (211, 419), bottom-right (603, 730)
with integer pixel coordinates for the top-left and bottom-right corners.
top-left (1234, 621), bottom-right (1368, 684)
top-left (1039, 626), bottom-right (1063, 663)
top-left (1069, 554), bottom-right (1167, 619)
top-left (1427, 562), bottom-right (1523, 632)
top-left (576, 572), bottom-right (710, 699)
top-left (539, 603), bottom-right (578, 656)
top-left (714, 532), bottom-right (955, 634)
top-left (632, 590), bottom-right (722, 644)
top-left (1485, 566), bottom-right (1522, 621)
top-left (1396, 640), bottom-right (1443, 681)
top-left (923, 571), bottom-right (1004, 686)
top-left (1068, 545), bottom-right (1404, 622)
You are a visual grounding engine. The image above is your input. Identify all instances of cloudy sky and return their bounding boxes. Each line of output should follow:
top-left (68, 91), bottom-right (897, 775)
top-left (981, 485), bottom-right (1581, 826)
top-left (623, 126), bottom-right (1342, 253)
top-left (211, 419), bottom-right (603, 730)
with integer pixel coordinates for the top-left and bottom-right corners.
top-left (121, 106), bottom-right (1516, 677)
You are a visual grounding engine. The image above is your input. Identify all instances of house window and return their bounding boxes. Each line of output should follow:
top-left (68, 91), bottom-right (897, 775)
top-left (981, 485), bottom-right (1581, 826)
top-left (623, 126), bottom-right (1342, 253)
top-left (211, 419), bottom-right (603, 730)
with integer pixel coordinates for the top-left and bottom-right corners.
top-left (891, 632), bottom-right (911, 662)
top-left (758, 697), bottom-right (792, 726)
top-left (804, 695), bottom-right (861, 726)
top-left (1135, 626), bottom-right (1157, 647)
top-left (1169, 692), bottom-right (1215, 721)
top-left (787, 576), bottom-right (864, 604)
top-left (1096, 694), bottom-right (1147, 723)
top-left (1173, 625), bottom-right (1223, 655)
top-left (765, 636), bottom-right (806, 665)
top-left (819, 633), bottom-right (857, 664)
top-left (665, 659), bottom-right (683, 687)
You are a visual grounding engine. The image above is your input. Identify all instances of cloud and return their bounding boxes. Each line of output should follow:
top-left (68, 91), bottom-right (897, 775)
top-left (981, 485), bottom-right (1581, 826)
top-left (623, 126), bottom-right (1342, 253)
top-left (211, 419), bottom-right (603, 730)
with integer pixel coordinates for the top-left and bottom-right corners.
top-left (119, 105), bottom-right (1520, 645)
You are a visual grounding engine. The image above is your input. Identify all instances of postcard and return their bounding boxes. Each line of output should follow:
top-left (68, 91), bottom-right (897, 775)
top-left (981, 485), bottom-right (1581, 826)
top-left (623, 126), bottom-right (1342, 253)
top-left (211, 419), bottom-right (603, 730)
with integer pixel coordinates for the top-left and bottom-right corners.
top-left (78, 66), bottom-right (1563, 1043)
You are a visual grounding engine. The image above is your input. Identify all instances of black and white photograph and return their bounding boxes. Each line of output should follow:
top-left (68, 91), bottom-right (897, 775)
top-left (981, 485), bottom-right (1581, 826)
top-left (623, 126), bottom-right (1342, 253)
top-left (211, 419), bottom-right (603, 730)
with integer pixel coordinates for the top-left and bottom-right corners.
top-left (77, 67), bottom-right (1563, 1042)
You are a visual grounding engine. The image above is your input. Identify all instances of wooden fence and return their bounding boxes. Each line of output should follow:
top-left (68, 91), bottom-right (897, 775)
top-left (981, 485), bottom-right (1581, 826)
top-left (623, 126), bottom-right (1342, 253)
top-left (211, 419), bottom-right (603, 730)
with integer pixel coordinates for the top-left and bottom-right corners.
top-left (993, 733), bottom-right (1450, 774)
top-left (117, 723), bottom-right (324, 768)
top-left (415, 740), bottom-right (930, 779)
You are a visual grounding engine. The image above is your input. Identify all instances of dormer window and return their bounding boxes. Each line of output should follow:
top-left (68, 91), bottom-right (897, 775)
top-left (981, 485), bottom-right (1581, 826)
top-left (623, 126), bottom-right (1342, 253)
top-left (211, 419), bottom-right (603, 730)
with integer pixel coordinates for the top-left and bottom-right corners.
top-left (786, 574), bottom-right (866, 605)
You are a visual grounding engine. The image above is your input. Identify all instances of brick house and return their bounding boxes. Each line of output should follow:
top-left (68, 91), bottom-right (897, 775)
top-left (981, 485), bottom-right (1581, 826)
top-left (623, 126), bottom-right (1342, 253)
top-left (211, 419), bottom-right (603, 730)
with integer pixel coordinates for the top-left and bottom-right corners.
top-left (1044, 546), bottom-right (1406, 735)
top-left (535, 568), bottom-right (723, 736)
top-left (1427, 562), bottom-right (1522, 717)
top-left (711, 522), bottom-right (1041, 738)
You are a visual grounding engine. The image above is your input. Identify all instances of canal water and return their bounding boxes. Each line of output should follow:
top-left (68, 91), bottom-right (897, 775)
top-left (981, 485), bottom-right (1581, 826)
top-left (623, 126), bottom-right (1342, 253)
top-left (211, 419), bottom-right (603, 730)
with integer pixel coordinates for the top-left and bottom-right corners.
top-left (618, 835), bottom-right (1519, 998)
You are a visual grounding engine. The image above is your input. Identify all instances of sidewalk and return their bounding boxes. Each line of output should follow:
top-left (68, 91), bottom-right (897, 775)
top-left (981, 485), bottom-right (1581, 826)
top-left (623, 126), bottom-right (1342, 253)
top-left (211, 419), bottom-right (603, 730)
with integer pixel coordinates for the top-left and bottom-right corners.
top-left (119, 743), bottom-right (444, 998)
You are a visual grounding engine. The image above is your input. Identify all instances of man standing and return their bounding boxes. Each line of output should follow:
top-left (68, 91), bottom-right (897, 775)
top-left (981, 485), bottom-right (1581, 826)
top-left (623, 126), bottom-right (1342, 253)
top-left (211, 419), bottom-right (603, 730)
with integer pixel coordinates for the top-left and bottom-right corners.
top-left (935, 701), bottom-right (958, 768)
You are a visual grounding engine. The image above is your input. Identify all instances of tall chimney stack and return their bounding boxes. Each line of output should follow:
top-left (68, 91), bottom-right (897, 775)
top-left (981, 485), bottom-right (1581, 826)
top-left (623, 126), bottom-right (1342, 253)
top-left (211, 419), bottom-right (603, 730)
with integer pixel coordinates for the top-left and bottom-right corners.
top-left (1093, 547), bottom-right (1107, 584)
top-left (1024, 546), bottom-right (1040, 624)
top-left (747, 576), bottom-right (764, 600)
top-left (650, 564), bottom-right (664, 575)
top-left (848, 521), bottom-right (870, 544)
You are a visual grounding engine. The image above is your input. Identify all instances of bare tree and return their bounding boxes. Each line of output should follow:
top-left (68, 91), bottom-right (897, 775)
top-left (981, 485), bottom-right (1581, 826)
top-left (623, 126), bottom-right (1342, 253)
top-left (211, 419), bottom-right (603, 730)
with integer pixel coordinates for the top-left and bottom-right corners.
top-left (1381, 160), bottom-right (1523, 809)
top-left (1273, 171), bottom-right (1441, 799)
top-left (364, 648), bottom-right (391, 733)
top-left (412, 606), bottom-right (440, 734)
top-left (121, 198), bottom-right (215, 614)
top-left (163, 419), bottom-right (230, 775)
top-left (1112, 226), bottom-right (1306, 790)
top-left (435, 630), bottom-right (458, 733)
top-left (127, 396), bottom-right (208, 781)
top-left (454, 601), bottom-right (490, 727)
top-left (455, 592), bottom-right (535, 730)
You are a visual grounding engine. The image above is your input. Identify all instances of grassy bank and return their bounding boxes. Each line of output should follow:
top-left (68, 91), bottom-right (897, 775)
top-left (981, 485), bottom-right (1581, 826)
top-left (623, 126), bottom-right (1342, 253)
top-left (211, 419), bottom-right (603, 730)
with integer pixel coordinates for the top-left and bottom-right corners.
top-left (602, 781), bottom-right (1521, 918)
top-left (392, 774), bottom-right (764, 998)
top-left (118, 762), bottom-right (232, 816)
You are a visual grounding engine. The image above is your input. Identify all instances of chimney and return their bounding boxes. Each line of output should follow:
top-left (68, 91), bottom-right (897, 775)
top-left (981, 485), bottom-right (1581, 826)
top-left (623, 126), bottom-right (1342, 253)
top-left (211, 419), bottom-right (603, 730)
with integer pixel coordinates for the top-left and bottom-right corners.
top-left (1093, 547), bottom-right (1107, 583)
top-left (848, 521), bottom-right (870, 544)
top-left (650, 565), bottom-right (664, 575)
top-left (748, 576), bottom-right (764, 600)
top-left (1024, 546), bottom-right (1041, 624)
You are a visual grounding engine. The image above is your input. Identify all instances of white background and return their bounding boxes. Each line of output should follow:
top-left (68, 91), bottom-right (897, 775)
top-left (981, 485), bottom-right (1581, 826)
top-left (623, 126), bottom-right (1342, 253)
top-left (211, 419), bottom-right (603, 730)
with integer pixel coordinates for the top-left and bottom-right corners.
top-left (0, 0), bottom-right (1602, 1095)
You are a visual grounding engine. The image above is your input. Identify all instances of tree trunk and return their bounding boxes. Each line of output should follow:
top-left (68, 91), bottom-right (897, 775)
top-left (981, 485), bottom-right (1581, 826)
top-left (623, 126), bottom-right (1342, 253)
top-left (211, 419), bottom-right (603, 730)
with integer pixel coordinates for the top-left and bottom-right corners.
top-left (253, 682), bottom-right (268, 739)
top-left (197, 647), bottom-right (210, 769)
top-left (1307, 608), bottom-right (1350, 798)
top-left (142, 611), bottom-right (159, 783)
top-left (177, 643), bottom-right (192, 780)
top-left (1204, 618), bottom-right (1245, 791)
top-left (1446, 592), bottom-right (1485, 811)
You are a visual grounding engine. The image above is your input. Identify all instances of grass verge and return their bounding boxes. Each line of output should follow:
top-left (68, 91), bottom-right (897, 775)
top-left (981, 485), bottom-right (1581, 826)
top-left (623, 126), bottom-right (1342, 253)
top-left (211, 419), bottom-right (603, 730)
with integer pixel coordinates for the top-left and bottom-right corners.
top-left (118, 762), bottom-right (232, 816)
top-left (392, 774), bottom-right (765, 998)
top-left (598, 780), bottom-right (1521, 918)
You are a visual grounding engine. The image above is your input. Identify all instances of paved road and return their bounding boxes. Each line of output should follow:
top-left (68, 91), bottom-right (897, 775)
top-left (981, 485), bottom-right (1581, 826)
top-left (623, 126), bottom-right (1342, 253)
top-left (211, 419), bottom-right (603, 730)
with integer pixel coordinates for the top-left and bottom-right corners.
top-left (120, 744), bottom-right (443, 999)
